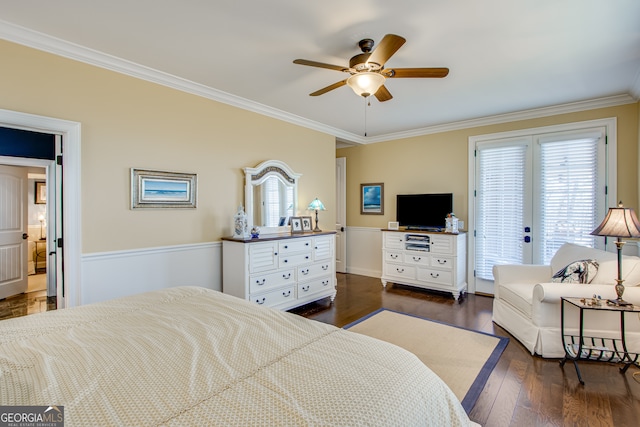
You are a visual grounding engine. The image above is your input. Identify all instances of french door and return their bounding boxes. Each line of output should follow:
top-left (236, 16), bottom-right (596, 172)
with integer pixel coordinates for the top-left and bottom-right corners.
top-left (472, 123), bottom-right (610, 294)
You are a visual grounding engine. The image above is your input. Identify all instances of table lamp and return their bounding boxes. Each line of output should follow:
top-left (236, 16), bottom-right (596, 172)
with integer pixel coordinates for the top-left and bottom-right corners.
top-left (590, 202), bottom-right (640, 306)
top-left (307, 198), bottom-right (326, 232)
top-left (38, 214), bottom-right (46, 240)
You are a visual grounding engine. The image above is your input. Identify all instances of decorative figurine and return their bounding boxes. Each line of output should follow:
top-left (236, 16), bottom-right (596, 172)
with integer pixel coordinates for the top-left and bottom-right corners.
top-left (445, 213), bottom-right (459, 234)
top-left (250, 226), bottom-right (260, 239)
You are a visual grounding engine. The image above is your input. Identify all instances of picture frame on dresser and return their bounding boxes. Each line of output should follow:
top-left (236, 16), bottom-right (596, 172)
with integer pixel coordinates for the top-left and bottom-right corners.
top-left (290, 216), bottom-right (304, 234)
top-left (301, 216), bottom-right (313, 232)
top-left (361, 183), bottom-right (384, 215)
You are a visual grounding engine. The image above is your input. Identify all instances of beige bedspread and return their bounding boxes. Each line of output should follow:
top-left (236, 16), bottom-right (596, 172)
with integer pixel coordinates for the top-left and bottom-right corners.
top-left (0, 286), bottom-right (471, 426)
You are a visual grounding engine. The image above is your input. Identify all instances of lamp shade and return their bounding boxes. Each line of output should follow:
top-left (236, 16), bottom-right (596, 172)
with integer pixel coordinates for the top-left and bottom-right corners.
top-left (591, 203), bottom-right (640, 238)
top-left (346, 72), bottom-right (385, 97)
top-left (307, 198), bottom-right (326, 211)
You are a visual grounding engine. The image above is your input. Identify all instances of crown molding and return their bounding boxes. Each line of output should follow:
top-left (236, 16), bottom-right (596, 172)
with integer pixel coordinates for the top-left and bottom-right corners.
top-left (1, 20), bottom-right (637, 147)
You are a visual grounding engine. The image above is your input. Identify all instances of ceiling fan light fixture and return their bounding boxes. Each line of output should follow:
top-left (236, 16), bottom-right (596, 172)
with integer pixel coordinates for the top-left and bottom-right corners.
top-left (346, 72), bottom-right (385, 97)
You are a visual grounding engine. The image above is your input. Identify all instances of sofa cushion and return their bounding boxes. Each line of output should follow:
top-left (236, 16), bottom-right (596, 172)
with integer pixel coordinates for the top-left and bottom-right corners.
top-left (550, 259), bottom-right (598, 284)
top-left (497, 283), bottom-right (534, 318)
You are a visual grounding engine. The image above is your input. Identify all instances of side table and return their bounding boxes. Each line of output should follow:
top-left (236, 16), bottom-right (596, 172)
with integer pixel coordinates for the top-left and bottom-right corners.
top-left (559, 296), bottom-right (640, 385)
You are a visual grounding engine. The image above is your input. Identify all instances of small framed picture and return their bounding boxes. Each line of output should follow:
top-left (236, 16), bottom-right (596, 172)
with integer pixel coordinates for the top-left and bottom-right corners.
top-left (301, 216), bottom-right (313, 232)
top-left (290, 216), bottom-right (304, 234)
top-left (35, 181), bottom-right (46, 204)
top-left (361, 183), bottom-right (384, 215)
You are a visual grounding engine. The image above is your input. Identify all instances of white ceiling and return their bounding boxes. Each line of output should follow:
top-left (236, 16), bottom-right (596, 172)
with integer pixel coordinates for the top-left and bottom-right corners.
top-left (1, 0), bottom-right (639, 145)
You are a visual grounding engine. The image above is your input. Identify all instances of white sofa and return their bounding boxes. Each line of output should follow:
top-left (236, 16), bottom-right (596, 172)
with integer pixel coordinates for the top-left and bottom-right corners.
top-left (492, 243), bottom-right (640, 358)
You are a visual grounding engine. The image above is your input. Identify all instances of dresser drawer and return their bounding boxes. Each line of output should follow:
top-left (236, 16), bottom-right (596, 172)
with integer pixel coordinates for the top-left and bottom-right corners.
top-left (417, 268), bottom-right (453, 286)
top-left (298, 262), bottom-right (331, 280)
top-left (385, 264), bottom-right (416, 280)
top-left (404, 253), bottom-right (430, 266)
top-left (279, 238), bottom-right (312, 254)
top-left (384, 251), bottom-right (403, 263)
top-left (298, 276), bottom-right (333, 296)
top-left (249, 268), bottom-right (295, 293)
top-left (431, 256), bottom-right (454, 270)
top-left (279, 252), bottom-right (312, 268)
top-left (251, 285), bottom-right (296, 307)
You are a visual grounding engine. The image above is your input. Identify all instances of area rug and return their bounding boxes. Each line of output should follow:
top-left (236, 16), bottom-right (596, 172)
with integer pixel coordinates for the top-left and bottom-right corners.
top-left (344, 308), bottom-right (508, 412)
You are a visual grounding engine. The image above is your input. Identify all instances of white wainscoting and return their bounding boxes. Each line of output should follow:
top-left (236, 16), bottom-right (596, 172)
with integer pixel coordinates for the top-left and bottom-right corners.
top-left (82, 242), bottom-right (221, 305)
top-left (345, 226), bottom-right (382, 278)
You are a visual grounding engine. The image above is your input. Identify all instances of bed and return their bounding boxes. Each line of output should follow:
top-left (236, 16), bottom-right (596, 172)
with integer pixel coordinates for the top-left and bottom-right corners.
top-left (0, 286), bottom-right (472, 426)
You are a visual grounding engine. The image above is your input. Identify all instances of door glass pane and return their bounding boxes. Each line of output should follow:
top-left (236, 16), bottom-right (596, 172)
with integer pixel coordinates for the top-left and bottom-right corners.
top-left (475, 143), bottom-right (527, 280)
top-left (537, 135), bottom-right (602, 264)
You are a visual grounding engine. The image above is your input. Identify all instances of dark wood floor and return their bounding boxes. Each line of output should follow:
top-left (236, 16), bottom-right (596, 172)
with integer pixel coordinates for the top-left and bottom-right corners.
top-left (292, 273), bottom-right (640, 427)
top-left (0, 289), bottom-right (56, 320)
top-left (3, 273), bottom-right (639, 426)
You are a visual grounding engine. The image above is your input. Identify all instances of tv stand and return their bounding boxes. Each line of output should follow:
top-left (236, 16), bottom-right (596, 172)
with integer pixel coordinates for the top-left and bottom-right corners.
top-left (381, 229), bottom-right (467, 302)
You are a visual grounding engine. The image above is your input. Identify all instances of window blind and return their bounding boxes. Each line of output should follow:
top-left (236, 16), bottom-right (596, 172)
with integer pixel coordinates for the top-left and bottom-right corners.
top-left (475, 144), bottom-right (527, 280)
top-left (538, 137), bottom-right (599, 264)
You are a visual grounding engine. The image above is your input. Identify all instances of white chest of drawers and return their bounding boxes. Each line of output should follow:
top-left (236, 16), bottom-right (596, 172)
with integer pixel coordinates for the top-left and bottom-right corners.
top-left (223, 232), bottom-right (336, 310)
top-left (381, 230), bottom-right (467, 301)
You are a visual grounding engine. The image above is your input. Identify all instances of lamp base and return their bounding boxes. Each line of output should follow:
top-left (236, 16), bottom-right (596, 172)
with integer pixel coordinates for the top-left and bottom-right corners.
top-left (607, 298), bottom-right (633, 307)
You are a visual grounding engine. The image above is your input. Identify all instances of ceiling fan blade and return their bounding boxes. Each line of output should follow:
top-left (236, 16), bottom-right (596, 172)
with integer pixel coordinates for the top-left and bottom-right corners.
top-left (293, 59), bottom-right (349, 72)
top-left (374, 85), bottom-right (393, 102)
top-left (367, 34), bottom-right (406, 67)
top-left (387, 67), bottom-right (449, 78)
top-left (309, 79), bottom-right (347, 96)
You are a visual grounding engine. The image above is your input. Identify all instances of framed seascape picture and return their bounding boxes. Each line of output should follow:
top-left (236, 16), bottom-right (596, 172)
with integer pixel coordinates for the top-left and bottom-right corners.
top-left (361, 183), bottom-right (384, 215)
top-left (35, 181), bottom-right (46, 204)
top-left (131, 168), bottom-right (197, 209)
top-left (301, 216), bottom-right (313, 232)
top-left (290, 216), bottom-right (304, 234)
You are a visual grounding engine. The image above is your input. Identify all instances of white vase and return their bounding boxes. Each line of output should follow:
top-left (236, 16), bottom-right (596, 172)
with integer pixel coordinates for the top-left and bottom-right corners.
top-left (233, 206), bottom-right (249, 238)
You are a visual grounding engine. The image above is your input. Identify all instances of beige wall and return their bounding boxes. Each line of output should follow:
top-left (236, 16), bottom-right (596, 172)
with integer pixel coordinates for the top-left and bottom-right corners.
top-left (0, 40), bottom-right (336, 253)
top-left (337, 102), bottom-right (640, 228)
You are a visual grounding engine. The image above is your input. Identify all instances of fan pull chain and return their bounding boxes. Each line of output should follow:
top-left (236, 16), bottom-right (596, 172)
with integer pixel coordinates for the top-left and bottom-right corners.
top-left (364, 96), bottom-right (367, 137)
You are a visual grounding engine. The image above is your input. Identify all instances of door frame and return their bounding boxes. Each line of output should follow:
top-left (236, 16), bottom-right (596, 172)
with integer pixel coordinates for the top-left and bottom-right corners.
top-left (335, 157), bottom-right (347, 273)
top-left (0, 109), bottom-right (82, 308)
top-left (467, 117), bottom-right (618, 295)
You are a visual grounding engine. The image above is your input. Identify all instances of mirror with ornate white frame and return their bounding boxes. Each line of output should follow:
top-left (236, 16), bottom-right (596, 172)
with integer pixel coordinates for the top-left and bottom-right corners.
top-left (244, 160), bottom-right (301, 235)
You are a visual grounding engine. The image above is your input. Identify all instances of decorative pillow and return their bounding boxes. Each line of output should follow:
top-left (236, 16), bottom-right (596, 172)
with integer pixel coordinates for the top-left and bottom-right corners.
top-left (551, 259), bottom-right (599, 284)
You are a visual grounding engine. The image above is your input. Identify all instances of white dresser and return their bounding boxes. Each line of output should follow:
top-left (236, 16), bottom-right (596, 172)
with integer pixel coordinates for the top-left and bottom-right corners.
top-left (381, 230), bottom-right (467, 301)
top-left (222, 232), bottom-right (336, 310)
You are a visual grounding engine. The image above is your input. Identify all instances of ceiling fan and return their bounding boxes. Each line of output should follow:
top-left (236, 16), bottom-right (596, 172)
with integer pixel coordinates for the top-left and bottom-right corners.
top-left (293, 34), bottom-right (449, 102)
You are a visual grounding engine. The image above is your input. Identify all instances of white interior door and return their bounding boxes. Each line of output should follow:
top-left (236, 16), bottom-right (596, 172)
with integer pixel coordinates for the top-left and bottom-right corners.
top-left (0, 165), bottom-right (28, 299)
top-left (335, 157), bottom-right (346, 273)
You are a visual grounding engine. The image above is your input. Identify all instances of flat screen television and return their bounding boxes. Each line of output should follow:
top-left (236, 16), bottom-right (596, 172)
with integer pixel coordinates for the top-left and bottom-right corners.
top-left (396, 193), bottom-right (453, 231)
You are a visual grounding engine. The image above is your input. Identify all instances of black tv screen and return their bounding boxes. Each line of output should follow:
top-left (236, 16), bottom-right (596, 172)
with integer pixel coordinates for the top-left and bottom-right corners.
top-left (396, 193), bottom-right (453, 230)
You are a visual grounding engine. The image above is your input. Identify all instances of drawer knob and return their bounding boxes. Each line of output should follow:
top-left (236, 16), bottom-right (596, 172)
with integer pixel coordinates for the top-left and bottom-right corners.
top-left (397, 268), bottom-right (404, 273)
top-left (413, 256), bottom-right (421, 261)
top-left (302, 286), bottom-right (310, 292)
top-left (274, 252), bottom-right (278, 256)
top-left (283, 273), bottom-right (291, 279)
top-left (284, 245), bottom-right (288, 249)
top-left (302, 269), bottom-right (309, 275)
top-left (305, 256), bottom-right (310, 259)
top-left (322, 265), bottom-right (328, 270)
top-left (437, 259), bottom-right (447, 264)
top-left (255, 279), bottom-right (266, 286)
top-left (256, 297), bottom-right (266, 305)
top-left (431, 273), bottom-right (440, 278)
top-left (322, 280), bottom-right (329, 286)
top-left (283, 290), bottom-right (291, 297)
